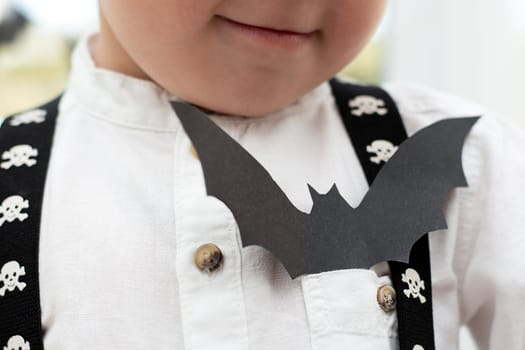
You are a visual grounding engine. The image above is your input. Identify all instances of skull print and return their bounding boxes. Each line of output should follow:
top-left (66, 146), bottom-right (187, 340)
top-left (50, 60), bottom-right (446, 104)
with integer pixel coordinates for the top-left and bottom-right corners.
top-left (349, 95), bottom-right (388, 116)
top-left (3, 335), bottom-right (30, 350)
top-left (9, 109), bottom-right (47, 126)
top-left (0, 261), bottom-right (27, 297)
top-left (401, 268), bottom-right (427, 304)
top-left (1, 145), bottom-right (38, 170)
top-left (0, 195), bottom-right (30, 227)
top-left (366, 140), bottom-right (398, 164)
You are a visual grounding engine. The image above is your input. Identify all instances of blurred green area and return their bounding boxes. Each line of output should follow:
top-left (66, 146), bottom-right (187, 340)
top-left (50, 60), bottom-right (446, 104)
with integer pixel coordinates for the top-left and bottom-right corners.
top-left (0, 26), bottom-right (383, 118)
top-left (0, 26), bottom-right (72, 117)
top-left (341, 39), bottom-right (384, 85)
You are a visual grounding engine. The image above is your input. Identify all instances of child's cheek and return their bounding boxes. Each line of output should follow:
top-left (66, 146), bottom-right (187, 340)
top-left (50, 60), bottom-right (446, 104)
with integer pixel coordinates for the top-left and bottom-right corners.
top-left (320, 0), bottom-right (387, 70)
top-left (100, 0), bottom-right (219, 35)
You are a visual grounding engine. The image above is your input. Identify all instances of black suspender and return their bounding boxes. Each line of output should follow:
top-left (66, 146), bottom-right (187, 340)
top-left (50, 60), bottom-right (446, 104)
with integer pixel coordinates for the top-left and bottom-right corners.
top-left (0, 95), bottom-right (61, 350)
top-left (330, 78), bottom-right (409, 184)
top-left (0, 81), bottom-right (437, 349)
top-left (329, 77), bottom-right (435, 350)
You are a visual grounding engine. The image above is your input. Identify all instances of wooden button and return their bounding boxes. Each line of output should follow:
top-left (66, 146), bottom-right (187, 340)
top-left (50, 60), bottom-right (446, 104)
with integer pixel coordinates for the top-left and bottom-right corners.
top-left (376, 284), bottom-right (396, 313)
top-left (194, 243), bottom-right (222, 272)
top-left (190, 145), bottom-right (199, 160)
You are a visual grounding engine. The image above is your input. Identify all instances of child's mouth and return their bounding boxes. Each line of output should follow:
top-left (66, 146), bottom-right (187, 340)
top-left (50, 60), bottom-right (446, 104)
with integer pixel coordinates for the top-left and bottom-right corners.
top-left (216, 15), bottom-right (316, 49)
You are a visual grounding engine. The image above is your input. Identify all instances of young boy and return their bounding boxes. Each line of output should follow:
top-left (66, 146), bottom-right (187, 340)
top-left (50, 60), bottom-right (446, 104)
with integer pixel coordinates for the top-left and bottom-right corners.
top-left (1, 1), bottom-right (524, 349)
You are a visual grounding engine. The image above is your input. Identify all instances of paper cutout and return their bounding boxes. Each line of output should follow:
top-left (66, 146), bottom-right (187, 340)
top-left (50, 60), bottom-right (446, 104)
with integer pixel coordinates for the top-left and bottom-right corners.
top-left (171, 101), bottom-right (479, 279)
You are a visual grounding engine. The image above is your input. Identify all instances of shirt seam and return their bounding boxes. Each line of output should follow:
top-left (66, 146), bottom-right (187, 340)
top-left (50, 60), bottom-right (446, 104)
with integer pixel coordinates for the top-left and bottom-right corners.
top-left (171, 125), bottom-right (188, 350)
top-left (229, 216), bottom-right (252, 349)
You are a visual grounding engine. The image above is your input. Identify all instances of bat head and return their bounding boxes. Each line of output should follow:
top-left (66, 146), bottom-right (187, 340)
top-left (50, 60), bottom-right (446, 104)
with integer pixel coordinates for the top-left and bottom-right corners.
top-left (308, 183), bottom-right (355, 218)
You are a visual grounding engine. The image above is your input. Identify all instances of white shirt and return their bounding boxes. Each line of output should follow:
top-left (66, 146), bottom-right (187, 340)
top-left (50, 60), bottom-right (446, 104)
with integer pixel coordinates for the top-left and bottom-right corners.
top-left (35, 31), bottom-right (525, 350)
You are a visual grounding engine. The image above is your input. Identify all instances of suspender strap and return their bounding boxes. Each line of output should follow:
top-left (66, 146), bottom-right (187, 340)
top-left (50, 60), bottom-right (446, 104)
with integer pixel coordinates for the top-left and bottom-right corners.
top-left (0, 95), bottom-right (61, 350)
top-left (329, 78), bottom-right (409, 184)
top-left (329, 77), bottom-right (436, 350)
top-left (390, 236), bottom-right (435, 350)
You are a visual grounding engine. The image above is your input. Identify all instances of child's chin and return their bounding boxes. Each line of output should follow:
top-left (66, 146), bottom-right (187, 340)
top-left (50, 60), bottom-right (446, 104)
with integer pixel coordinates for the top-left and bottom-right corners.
top-left (168, 75), bottom-right (319, 118)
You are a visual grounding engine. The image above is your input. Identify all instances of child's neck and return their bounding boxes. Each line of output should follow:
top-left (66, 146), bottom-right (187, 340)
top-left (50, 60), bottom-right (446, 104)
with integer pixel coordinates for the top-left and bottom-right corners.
top-left (90, 11), bottom-right (152, 82)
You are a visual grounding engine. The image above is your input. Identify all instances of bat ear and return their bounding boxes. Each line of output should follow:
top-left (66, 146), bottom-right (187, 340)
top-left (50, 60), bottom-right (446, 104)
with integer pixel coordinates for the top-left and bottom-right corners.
top-left (307, 184), bottom-right (322, 201)
top-left (327, 184), bottom-right (341, 197)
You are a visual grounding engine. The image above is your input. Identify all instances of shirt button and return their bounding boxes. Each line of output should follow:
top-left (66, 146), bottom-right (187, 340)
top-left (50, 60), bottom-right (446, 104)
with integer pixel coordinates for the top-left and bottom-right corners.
top-left (194, 243), bottom-right (223, 272)
top-left (376, 284), bottom-right (396, 313)
top-left (190, 145), bottom-right (199, 160)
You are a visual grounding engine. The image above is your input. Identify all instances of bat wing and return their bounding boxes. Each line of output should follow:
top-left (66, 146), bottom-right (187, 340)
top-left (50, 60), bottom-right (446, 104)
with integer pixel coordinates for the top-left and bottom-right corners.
top-left (355, 116), bottom-right (480, 266)
top-left (172, 102), bottom-right (309, 277)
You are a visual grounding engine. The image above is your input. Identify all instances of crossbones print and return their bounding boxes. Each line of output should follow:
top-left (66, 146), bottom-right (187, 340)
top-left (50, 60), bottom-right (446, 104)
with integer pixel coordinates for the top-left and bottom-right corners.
top-left (401, 268), bottom-right (427, 304)
top-left (0, 195), bottom-right (29, 227)
top-left (1, 144), bottom-right (38, 170)
top-left (3, 335), bottom-right (30, 350)
top-left (366, 140), bottom-right (398, 164)
top-left (349, 95), bottom-right (388, 116)
top-left (9, 109), bottom-right (47, 126)
top-left (0, 261), bottom-right (27, 297)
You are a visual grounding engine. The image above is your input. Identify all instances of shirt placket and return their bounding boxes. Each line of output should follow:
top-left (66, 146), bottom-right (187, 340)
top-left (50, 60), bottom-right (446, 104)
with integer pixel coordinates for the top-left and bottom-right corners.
top-left (172, 127), bottom-right (250, 350)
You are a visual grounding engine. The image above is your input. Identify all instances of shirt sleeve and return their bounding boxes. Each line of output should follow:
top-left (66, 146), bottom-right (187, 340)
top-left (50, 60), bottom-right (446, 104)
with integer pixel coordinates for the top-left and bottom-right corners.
top-left (458, 113), bottom-right (525, 349)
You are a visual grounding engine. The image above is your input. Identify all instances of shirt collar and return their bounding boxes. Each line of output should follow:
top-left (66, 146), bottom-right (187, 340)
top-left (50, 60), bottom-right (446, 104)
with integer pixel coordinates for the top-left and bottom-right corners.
top-left (65, 30), bottom-right (331, 131)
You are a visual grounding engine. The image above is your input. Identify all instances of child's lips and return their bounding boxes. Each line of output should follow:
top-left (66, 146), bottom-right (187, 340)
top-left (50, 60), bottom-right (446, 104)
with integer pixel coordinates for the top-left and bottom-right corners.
top-left (216, 15), bottom-right (317, 49)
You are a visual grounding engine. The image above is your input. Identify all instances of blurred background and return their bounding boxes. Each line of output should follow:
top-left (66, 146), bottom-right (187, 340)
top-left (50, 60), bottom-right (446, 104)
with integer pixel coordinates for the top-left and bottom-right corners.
top-left (0, 1), bottom-right (523, 348)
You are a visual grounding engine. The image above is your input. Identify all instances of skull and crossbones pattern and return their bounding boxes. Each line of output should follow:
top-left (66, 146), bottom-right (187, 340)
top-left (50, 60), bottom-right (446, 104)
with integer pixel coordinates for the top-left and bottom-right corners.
top-left (349, 95), bottom-right (388, 117)
top-left (401, 268), bottom-right (427, 304)
top-left (412, 345), bottom-right (424, 350)
top-left (0, 261), bottom-right (27, 297)
top-left (3, 335), bottom-right (30, 350)
top-left (366, 140), bottom-right (398, 164)
top-left (0, 195), bottom-right (30, 227)
top-left (9, 109), bottom-right (47, 127)
top-left (1, 145), bottom-right (38, 170)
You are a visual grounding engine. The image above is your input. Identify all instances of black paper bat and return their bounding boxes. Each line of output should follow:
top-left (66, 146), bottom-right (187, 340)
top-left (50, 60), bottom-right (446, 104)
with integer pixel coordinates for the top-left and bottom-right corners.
top-left (171, 101), bottom-right (479, 279)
